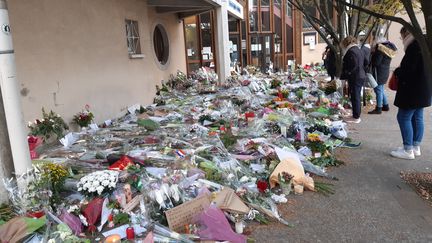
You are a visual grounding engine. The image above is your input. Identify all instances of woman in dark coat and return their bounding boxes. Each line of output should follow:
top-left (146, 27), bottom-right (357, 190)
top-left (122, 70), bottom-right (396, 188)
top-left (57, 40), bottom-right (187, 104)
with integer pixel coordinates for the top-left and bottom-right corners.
top-left (341, 36), bottom-right (367, 123)
top-left (390, 27), bottom-right (432, 160)
top-left (323, 45), bottom-right (336, 80)
top-left (368, 39), bottom-right (397, 114)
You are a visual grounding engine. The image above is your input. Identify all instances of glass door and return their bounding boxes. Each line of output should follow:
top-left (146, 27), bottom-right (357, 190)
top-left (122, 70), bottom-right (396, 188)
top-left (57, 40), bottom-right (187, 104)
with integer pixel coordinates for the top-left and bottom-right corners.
top-left (184, 12), bottom-right (217, 74)
top-left (250, 34), bottom-right (273, 72)
top-left (184, 16), bottom-right (201, 72)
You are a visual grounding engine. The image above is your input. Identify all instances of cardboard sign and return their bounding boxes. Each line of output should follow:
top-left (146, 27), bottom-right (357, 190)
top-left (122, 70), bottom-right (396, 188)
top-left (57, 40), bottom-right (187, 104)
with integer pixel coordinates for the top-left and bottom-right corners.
top-left (165, 195), bottom-right (210, 233)
top-left (213, 188), bottom-right (249, 214)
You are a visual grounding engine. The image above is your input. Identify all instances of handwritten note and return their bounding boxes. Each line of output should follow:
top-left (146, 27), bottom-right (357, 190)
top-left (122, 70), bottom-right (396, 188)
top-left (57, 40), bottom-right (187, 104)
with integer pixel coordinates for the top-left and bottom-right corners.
top-left (165, 195), bottom-right (210, 233)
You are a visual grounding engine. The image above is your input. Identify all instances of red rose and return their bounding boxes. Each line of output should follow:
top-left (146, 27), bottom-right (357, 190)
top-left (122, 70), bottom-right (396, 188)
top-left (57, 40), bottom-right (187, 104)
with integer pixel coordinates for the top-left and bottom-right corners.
top-left (257, 179), bottom-right (269, 193)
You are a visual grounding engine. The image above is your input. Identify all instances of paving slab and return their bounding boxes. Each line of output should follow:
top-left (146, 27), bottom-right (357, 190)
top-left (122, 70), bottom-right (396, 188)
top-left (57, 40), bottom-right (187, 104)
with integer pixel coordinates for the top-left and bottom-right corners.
top-left (252, 92), bottom-right (432, 242)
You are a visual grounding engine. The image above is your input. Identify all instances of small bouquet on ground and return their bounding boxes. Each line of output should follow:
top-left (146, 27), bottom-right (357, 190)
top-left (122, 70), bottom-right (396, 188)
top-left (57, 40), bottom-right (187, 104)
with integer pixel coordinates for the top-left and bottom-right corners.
top-left (27, 135), bottom-right (43, 159)
top-left (40, 163), bottom-right (69, 195)
top-left (28, 108), bottom-right (68, 142)
top-left (73, 105), bottom-right (94, 128)
top-left (307, 133), bottom-right (327, 156)
top-left (278, 172), bottom-right (294, 195)
top-left (77, 170), bottom-right (119, 197)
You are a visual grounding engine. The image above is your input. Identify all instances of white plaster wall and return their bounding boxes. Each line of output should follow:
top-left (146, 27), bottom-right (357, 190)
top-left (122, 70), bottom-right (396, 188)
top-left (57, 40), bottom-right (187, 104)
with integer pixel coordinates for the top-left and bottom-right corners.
top-left (8, 0), bottom-right (186, 125)
top-left (388, 12), bottom-right (425, 70)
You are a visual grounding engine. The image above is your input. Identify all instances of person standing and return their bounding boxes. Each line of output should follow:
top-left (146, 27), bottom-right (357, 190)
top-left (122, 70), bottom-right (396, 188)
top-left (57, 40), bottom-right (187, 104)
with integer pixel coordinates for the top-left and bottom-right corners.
top-left (323, 45), bottom-right (336, 80)
top-left (341, 36), bottom-right (367, 123)
top-left (390, 27), bottom-right (431, 160)
top-left (368, 38), bottom-right (397, 114)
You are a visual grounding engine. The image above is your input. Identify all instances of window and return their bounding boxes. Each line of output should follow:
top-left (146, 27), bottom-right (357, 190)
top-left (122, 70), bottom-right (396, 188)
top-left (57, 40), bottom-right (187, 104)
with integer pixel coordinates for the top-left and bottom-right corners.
top-left (153, 24), bottom-right (169, 65)
top-left (125, 19), bottom-right (142, 57)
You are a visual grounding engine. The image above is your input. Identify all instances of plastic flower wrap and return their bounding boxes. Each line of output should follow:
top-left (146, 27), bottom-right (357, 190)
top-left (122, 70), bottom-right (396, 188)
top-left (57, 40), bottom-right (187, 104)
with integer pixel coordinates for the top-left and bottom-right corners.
top-left (77, 170), bottom-right (119, 197)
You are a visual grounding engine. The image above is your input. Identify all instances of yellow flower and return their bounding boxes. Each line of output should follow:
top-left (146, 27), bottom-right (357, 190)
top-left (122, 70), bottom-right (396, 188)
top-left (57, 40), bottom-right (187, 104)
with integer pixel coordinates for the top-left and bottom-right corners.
top-left (307, 133), bottom-right (321, 142)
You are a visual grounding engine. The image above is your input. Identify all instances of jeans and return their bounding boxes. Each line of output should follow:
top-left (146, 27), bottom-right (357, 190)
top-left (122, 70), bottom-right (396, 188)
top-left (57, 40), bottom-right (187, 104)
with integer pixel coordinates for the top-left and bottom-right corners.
top-left (373, 84), bottom-right (388, 108)
top-left (349, 80), bottom-right (363, 119)
top-left (397, 108), bottom-right (424, 150)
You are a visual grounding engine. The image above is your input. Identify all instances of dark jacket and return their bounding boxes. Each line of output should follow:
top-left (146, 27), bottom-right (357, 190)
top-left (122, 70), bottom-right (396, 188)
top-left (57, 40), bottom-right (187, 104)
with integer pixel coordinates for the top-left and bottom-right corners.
top-left (324, 46), bottom-right (336, 77)
top-left (394, 40), bottom-right (432, 109)
top-left (341, 46), bottom-right (367, 85)
top-left (361, 45), bottom-right (371, 72)
top-left (371, 42), bottom-right (397, 84)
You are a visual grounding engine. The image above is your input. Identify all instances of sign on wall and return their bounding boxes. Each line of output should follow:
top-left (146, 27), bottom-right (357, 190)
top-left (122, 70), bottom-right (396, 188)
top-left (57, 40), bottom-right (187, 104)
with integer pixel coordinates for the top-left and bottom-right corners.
top-left (226, 0), bottom-right (244, 19)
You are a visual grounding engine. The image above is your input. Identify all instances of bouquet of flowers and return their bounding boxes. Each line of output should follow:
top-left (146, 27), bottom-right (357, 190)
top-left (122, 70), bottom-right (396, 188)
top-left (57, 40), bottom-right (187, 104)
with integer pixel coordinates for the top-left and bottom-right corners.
top-left (307, 133), bottom-right (327, 155)
top-left (77, 170), bottom-right (119, 197)
top-left (278, 172), bottom-right (294, 195)
top-left (73, 105), bottom-right (94, 128)
top-left (27, 136), bottom-right (43, 159)
top-left (28, 108), bottom-right (69, 141)
top-left (40, 163), bottom-right (69, 194)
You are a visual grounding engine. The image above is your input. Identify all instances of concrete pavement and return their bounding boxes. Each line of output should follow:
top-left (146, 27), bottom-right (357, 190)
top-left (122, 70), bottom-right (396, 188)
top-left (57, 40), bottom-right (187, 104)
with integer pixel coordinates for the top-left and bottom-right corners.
top-left (252, 92), bottom-right (432, 242)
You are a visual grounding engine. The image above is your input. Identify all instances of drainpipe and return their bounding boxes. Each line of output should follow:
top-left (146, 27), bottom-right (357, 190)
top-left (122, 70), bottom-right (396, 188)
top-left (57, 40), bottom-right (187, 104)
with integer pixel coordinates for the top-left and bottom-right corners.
top-left (0, 0), bottom-right (32, 177)
top-left (214, 0), bottom-right (231, 83)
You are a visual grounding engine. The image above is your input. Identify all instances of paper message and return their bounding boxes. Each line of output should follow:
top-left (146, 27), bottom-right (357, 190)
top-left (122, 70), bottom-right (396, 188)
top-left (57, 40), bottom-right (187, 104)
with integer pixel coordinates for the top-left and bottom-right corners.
top-left (165, 195), bottom-right (210, 233)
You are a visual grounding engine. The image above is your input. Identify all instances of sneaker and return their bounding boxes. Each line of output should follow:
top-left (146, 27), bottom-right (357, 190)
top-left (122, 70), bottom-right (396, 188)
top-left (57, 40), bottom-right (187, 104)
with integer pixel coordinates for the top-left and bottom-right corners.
top-left (382, 104), bottom-right (390, 111)
top-left (390, 148), bottom-right (415, 160)
top-left (413, 146), bottom-right (421, 156)
top-left (345, 117), bottom-right (361, 124)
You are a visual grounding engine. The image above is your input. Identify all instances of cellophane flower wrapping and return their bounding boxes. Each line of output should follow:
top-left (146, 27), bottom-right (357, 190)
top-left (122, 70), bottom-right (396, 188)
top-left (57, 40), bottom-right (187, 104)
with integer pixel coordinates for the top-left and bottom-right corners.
top-left (82, 197), bottom-right (104, 233)
top-left (58, 209), bottom-right (83, 236)
top-left (195, 205), bottom-right (246, 243)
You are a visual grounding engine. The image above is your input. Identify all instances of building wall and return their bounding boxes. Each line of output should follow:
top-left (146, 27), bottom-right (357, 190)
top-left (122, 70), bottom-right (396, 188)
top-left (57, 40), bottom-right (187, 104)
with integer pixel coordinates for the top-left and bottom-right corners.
top-left (8, 0), bottom-right (186, 126)
top-left (301, 42), bottom-right (326, 66)
top-left (300, 32), bottom-right (326, 65)
top-left (388, 12), bottom-right (425, 70)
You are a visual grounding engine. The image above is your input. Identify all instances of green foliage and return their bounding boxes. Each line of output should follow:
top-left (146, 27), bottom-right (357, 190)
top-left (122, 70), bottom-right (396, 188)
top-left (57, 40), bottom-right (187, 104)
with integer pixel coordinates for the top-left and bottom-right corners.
top-left (137, 119), bottom-right (160, 131)
top-left (314, 181), bottom-right (335, 196)
top-left (113, 212), bottom-right (130, 225)
top-left (220, 133), bottom-right (239, 149)
top-left (311, 156), bottom-right (344, 167)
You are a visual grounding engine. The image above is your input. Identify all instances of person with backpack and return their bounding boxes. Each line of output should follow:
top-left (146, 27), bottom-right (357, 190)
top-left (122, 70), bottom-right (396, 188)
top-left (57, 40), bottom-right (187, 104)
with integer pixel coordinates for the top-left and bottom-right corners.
top-left (368, 37), bottom-right (397, 114)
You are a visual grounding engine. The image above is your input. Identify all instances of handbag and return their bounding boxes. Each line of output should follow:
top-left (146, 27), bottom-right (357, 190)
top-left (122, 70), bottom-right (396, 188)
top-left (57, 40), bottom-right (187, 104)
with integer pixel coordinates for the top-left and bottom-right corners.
top-left (388, 73), bottom-right (398, 91)
top-left (366, 73), bottom-right (378, 88)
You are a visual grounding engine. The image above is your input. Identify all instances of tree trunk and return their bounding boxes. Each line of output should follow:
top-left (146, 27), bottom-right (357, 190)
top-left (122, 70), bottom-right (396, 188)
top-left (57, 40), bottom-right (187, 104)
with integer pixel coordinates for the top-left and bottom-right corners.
top-left (0, 88), bottom-right (14, 204)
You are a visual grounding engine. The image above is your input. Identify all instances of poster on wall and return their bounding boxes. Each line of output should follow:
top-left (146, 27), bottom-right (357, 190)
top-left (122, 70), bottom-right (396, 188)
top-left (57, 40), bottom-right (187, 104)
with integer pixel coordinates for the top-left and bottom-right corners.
top-left (303, 32), bottom-right (316, 46)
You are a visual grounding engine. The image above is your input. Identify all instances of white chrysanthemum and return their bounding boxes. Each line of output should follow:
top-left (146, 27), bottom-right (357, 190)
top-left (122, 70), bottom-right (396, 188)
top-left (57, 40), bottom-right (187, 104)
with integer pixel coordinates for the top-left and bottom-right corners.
top-left (97, 186), bottom-right (104, 195)
top-left (109, 182), bottom-right (116, 188)
top-left (83, 183), bottom-right (91, 190)
top-left (89, 186), bottom-right (96, 192)
top-left (101, 180), bottom-right (109, 186)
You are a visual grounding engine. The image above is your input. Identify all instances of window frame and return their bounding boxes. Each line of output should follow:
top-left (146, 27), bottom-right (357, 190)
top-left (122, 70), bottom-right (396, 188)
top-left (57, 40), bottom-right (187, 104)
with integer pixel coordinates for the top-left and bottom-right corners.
top-left (125, 19), bottom-right (144, 59)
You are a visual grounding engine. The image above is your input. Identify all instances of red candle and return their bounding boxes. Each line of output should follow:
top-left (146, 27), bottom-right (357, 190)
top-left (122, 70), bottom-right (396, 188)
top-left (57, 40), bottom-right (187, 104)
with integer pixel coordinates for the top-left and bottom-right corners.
top-left (126, 226), bottom-right (135, 240)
